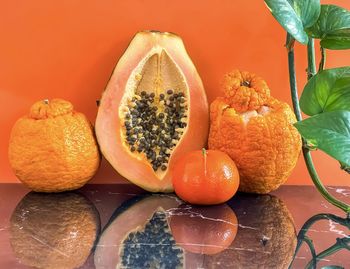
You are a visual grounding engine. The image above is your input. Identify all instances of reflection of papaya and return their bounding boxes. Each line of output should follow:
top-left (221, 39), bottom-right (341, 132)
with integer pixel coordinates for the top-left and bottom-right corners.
top-left (204, 193), bottom-right (296, 269)
top-left (10, 192), bottom-right (100, 269)
top-left (95, 194), bottom-right (185, 269)
top-left (95, 195), bottom-right (240, 269)
top-left (169, 204), bottom-right (238, 255)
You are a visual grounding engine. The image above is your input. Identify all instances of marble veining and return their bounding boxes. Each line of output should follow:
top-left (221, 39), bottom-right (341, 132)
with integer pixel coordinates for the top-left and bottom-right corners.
top-left (328, 219), bottom-right (349, 238)
top-left (0, 184), bottom-right (349, 268)
top-left (327, 186), bottom-right (350, 197)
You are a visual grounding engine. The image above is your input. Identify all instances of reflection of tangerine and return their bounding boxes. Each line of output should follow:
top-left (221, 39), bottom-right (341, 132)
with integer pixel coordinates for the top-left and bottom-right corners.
top-left (169, 204), bottom-right (238, 255)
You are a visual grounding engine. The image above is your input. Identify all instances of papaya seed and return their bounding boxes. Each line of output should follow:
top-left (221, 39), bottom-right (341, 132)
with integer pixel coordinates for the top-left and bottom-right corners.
top-left (123, 88), bottom-right (188, 171)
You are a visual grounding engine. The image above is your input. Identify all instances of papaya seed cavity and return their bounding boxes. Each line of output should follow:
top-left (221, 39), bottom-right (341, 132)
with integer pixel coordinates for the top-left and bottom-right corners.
top-left (121, 49), bottom-right (189, 173)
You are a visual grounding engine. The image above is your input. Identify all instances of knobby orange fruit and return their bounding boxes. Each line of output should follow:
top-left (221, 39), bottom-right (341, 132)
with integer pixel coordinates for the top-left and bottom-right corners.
top-left (172, 149), bottom-right (240, 205)
top-left (169, 204), bottom-right (238, 255)
top-left (209, 70), bottom-right (302, 194)
top-left (8, 99), bottom-right (100, 192)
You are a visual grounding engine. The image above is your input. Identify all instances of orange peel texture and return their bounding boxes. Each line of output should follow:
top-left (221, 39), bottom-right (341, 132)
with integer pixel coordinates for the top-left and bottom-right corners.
top-left (208, 70), bottom-right (301, 194)
top-left (8, 99), bottom-right (100, 192)
top-left (222, 70), bottom-right (270, 113)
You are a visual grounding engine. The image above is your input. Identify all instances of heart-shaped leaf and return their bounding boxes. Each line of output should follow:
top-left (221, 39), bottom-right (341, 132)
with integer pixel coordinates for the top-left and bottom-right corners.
top-left (340, 161), bottom-right (350, 174)
top-left (294, 111), bottom-right (350, 166)
top-left (300, 67), bottom-right (350, 116)
top-left (289, 0), bottom-right (321, 28)
top-left (264, 0), bottom-right (308, 44)
top-left (306, 5), bottom-right (350, 49)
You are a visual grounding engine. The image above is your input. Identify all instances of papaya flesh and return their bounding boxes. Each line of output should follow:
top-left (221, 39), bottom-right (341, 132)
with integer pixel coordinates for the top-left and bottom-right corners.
top-left (95, 31), bottom-right (209, 192)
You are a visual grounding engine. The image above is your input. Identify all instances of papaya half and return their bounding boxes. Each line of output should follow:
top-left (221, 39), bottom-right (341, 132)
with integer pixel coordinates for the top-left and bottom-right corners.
top-left (95, 31), bottom-right (209, 192)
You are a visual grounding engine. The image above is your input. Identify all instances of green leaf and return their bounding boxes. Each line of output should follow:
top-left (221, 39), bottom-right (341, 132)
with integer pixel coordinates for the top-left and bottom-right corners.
top-left (306, 5), bottom-right (350, 49)
top-left (340, 161), bottom-right (350, 174)
top-left (289, 0), bottom-right (321, 28)
top-left (321, 37), bottom-right (350, 50)
top-left (294, 111), bottom-right (350, 166)
top-left (264, 0), bottom-right (308, 44)
top-left (300, 67), bottom-right (350, 115)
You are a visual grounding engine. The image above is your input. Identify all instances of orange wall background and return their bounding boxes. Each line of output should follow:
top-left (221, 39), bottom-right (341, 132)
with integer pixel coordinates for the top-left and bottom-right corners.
top-left (1, 0), bottom-right (349, 185)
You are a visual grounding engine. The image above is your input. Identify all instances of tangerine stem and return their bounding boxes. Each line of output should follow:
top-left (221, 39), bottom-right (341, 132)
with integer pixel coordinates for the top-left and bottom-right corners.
top-left (202, 148), bottom-right (207, 177)
top-left (286, 33), bottom-right (350, 214)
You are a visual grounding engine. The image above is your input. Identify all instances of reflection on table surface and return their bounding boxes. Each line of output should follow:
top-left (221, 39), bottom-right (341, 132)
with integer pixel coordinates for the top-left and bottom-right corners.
top-left (0, 184), bottom-right (349, 269)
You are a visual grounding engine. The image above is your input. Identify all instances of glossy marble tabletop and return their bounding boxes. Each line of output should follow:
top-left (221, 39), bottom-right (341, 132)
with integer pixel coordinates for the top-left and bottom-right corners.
top-left (0, 184), bottom-right (349, 269)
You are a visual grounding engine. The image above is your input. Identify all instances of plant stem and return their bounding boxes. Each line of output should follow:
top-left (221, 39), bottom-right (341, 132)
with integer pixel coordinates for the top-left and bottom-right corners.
top-left (303, 236), bottom-right (317, 269)
top-left (286, 34), bottom-right (350, 214)
top-left (286, 34), bottom-right (302, 122)
top-left (290, 213), bottom-right (350, 268)
top-left (303, 149), bottom-right (350, 212)
top-left (305, 237), bottom-right (350, 269)
top-left (318, 47), bottom-right (326, 72)
top-left (307, 38), bottom-right (316, 79)
top-left (294, 213), bottom-right (350, 256)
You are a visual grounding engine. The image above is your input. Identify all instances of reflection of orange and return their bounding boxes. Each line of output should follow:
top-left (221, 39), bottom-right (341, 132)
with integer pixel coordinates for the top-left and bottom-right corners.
top-left (10, 192), bottom-right (100, 269)
top-left (203, 193), bottom-right (296, 268)
top-left (169, 204), bottom-right (238, 255)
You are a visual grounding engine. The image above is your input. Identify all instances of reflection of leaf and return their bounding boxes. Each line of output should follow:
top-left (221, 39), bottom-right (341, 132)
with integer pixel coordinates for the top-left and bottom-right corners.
top-left (264, 0), bottom-right (308, 44)
top-left (300, 67), bottom-right (350, 116)
top-left (294, 111), bottom-right (350, 166)
top-left (321, 265), bottom-right (344, 269)
top-left (306, 5), bottom-right (350, 49)
top-left (289, 0), bottom-right (320, 28)
top-left (293, 213), bottom-right (350, 269)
